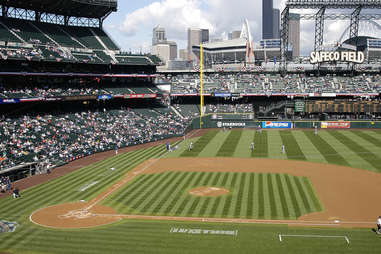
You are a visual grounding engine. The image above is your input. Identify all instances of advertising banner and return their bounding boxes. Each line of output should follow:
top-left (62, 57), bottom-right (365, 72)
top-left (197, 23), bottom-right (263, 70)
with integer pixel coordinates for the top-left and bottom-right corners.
top-left (321, 122), bottom-right (351, 129)
top-left (217, 122), bottom-right (246, 128)
top-left (262, 121), bottom-right (292, 129)
top-left (98, 94), bottom-right (112, 100)
top-left (123, 94), bottom-right (157, 99)
top-left (0, 98), bottom-right (20, 104)
top-left (213, 93), bottom-right (232, 97)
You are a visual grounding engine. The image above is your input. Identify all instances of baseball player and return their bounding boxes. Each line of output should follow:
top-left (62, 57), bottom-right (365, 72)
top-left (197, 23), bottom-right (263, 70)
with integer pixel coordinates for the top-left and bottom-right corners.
top-left (189, 142), bottom-right (193, 151)
top-left (250, 142), bottom-right (255, 151)
top-left (281, 144), bottom-right (285, 154)
top-left (377, 216), bottom-right (381, 234)
top-left (314, 126), bottom-right (318, 135)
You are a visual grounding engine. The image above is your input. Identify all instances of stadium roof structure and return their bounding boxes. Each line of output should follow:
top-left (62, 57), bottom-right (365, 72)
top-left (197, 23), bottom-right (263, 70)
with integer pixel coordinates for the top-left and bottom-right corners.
top-left (199, 38), bottom-right (247, 51)
top-left (0, 0), bottom-right (117, 19)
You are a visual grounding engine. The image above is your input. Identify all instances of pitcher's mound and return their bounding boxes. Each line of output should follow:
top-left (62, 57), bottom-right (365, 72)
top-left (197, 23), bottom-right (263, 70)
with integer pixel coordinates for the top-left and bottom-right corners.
top-left (189, 187), bottom-right (229, 197)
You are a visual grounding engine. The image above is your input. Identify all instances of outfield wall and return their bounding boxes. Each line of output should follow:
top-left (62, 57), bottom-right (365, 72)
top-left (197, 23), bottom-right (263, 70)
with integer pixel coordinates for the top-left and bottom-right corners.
top-left (191, 115), bottom-right (381, 129)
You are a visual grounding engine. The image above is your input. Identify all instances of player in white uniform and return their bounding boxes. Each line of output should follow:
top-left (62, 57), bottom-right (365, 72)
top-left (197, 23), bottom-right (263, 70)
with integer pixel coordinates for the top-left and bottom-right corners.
top-left (250, 142), bottom-right (255, 151)
top-left (189, 142), bottom-right (193, 151)
top-left (281, 144), bottom-right (285, 154)
top-left (377, 216), bottom-right (381, 234)
top-left (314, 126), bottom-right (318, 135)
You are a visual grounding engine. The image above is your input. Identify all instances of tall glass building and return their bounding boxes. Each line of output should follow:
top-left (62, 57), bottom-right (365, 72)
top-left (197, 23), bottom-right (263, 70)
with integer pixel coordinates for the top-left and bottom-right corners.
top-left (262, 0), bottom-right (274, 39)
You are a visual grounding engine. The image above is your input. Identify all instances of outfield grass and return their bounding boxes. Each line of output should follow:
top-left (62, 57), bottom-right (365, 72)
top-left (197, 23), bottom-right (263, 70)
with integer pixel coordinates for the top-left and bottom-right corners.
top-left (1, 129), bottom-right (381, 254)
top-left (166, 129), bottom-right (381, 172)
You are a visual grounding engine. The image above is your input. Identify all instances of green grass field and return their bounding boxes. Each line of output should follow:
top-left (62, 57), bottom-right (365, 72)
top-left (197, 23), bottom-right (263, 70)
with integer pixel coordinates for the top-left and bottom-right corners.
top-left (1, 129), bottom-right (381, 254)
top-left (103, 172), bottom-right (322, 220)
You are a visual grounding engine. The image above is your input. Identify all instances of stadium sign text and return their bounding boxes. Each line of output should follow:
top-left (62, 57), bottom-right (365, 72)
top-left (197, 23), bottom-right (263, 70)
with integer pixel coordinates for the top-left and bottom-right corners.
top-left (217, 122), bottom-right (246, 128)
top-left (262, 121), bottom-right (292, 129)
top-left (310, 51), bottom-right (364, 64)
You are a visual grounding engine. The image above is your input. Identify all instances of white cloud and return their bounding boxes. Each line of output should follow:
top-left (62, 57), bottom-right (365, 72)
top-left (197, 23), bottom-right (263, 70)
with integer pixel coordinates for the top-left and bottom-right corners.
top-left (120, 0), bottom-right (213, 41)
top-left (112, 0), bottom-right (381, 55)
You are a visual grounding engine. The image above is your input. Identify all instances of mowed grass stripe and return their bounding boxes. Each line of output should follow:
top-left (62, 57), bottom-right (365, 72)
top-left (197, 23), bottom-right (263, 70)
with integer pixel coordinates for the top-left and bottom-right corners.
top-left (163, 172), bottom-right (198, 215)
top-left (328, 130), bottom-right (381, 172)
top-left (233, 172), bottom-right (246, 218)
top-left (129, 172), bottom-right (172, 211)
top-left (303, 130), bottom-right (348, 166)
top-left (113, 172), bottom-right (168, 210)
top-left (252, 131), bottom-right (268, 157)
top-left (284, 174), bottom-right (301, 218)
top-left (174, 172), bottom-right (205, 215)
top-left (257, 173), bottom-right (265, 218)
top-left (221, 173), bottom-right (238, 217)
top-left (352, 130), bottom-right (381, 149)
top-left (216, 130), bottom-right (243, 157)
top-left (246, 173), bottom-right (255, 218)
top-left (279, 131), bottom-right (306, 160)
top-left (148, 172), bottom-right (188, 214)
top-left (275, 174), bottom-right (290, 218)
top-left (267, 174), bottom-right (278, 218)
top-left (293, 176), bottom-right (312, 213)
top-left (180, 130), bottom-right (219, 157)
top-left (139, 172), bottom-right (182, 213)
top-left (303, 178), bottom-right (323, 212)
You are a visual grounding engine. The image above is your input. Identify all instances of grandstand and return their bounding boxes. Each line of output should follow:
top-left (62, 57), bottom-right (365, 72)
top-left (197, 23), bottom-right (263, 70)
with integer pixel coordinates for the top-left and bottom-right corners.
top-left (0, 0), bottom-right (176, 174)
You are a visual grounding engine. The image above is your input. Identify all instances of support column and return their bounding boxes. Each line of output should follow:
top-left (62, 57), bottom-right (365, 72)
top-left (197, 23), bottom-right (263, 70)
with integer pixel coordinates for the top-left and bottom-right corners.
top-left (350, 6), bottom-right (362, 39)
top-left (280, 7), bottom-right (289, 73)
top-left (349, 6), bottom-right (362, 74)
top-left (314, 7), bottom-right (326, 52)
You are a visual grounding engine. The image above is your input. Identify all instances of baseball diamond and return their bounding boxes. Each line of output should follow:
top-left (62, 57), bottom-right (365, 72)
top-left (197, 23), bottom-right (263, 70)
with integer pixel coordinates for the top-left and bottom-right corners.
top-left (2, 129), bottom-right (381, 253)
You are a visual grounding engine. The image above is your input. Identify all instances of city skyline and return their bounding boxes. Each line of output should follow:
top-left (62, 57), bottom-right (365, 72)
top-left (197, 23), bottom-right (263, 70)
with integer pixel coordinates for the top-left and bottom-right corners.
top-left (102, 0), bottom-right (380, 55)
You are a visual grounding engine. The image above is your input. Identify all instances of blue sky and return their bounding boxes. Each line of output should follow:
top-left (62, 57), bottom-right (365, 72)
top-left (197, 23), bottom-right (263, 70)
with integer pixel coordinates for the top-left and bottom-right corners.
top-left (102, 0), bottom-right (381, 55)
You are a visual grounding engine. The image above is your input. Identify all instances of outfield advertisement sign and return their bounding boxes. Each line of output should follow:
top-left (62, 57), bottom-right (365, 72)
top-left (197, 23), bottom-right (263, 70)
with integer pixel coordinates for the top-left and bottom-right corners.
top-left (217, 122), bottom-right (246, 128)
top-left (262, 121), bottom-right (292, 129)
top-left (321, 121), bottom-right (351, 129)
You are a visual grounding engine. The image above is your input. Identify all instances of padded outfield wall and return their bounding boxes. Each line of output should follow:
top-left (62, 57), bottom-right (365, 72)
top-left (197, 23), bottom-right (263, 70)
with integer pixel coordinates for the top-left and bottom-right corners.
top-left (190, 114), bottom-right (381, 129)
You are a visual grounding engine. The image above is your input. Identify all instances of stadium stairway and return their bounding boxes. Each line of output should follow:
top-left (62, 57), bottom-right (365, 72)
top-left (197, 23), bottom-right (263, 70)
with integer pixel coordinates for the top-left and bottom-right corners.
top-left (0, 21), bottom-right (24, 43)
top-left (28, 22), bottom-right (60, 47)
top-left (170, 106), bottom-right (184, 119)
top-left (56, 26), bottom-right (87, 48)
top-left (90, 28), bottom-right (109, 51)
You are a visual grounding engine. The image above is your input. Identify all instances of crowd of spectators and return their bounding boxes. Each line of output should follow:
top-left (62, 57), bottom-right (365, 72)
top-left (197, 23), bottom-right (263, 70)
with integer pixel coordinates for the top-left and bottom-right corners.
top-left (207, 104), bottom-right (253, 113)
top-left (0, 176), bottom-right (11, 193)
top-left (0, 108), bottom-right (190, 171)
top-left (168, 73), bottom-right (381, 95)
top-left (0, 82), bottom-right (159, 99)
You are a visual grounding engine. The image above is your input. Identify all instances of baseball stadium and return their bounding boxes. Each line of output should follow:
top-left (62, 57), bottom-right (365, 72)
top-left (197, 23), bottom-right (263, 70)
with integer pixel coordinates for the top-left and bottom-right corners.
top-left (1, 0), bottom-right (381, 253)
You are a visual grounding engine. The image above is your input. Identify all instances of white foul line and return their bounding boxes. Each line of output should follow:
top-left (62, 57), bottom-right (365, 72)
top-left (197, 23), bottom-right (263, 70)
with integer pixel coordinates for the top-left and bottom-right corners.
top-left (279, 234), bottom-right (350, 244)
top-left (85, 134), bottom-right (194, 211)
